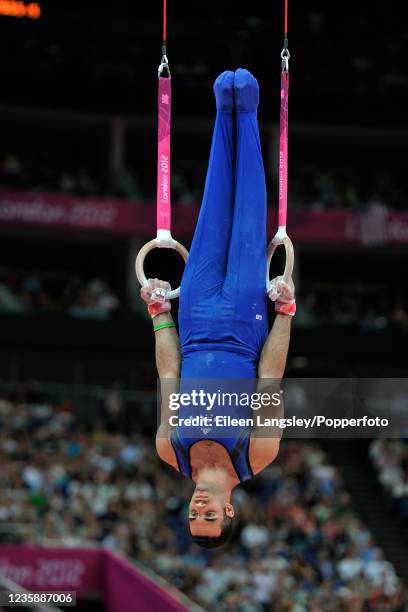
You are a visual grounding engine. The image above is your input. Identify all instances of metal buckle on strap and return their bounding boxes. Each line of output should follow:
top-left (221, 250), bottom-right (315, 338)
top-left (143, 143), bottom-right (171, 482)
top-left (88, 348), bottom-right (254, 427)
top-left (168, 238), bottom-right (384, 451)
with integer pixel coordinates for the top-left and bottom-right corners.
top-left (158, 55), bottom-right (171, 78)
top-left (281, 48), bottom-right (290, 72)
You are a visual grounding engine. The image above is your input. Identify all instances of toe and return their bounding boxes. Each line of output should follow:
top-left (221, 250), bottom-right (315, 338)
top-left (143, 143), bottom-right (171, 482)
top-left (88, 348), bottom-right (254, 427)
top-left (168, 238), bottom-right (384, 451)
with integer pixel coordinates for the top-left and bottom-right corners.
top-left (234, 68), bottom-right (259, 112)
top-left (213, 70), bottom-right (235, 111)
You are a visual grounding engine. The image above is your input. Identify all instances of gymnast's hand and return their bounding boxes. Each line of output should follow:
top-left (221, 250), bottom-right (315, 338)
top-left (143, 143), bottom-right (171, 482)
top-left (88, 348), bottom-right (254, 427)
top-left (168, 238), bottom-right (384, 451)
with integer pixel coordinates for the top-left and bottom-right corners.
top-left (268, 276), bottom-right (296, 316)
top-left (140, 278), bottom-right (172, 318)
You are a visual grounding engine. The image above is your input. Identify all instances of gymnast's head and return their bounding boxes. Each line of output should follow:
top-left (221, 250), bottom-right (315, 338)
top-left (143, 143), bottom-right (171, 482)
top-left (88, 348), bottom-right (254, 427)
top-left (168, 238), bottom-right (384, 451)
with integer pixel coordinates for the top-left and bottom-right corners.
top-left (188, 482), bottom-right (235, 548)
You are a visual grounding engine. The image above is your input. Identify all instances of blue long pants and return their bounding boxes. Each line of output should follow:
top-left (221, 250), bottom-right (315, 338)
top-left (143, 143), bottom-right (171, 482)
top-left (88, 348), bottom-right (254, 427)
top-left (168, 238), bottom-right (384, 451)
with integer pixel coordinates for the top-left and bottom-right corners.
top-left (179, 69), bottom-right (268, 378)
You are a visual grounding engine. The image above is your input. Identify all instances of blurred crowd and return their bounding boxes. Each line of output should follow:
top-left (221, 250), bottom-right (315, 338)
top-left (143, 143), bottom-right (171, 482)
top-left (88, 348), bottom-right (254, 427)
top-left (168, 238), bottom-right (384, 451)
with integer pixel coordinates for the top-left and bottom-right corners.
top-left (0, 270), bottom-right (120, 319)
top-left (289, 169), bottom-right (408, 212)
top-left (295, 286), bottom-right (408, 330)
top-left (0, 394), bottom-right (405, 611)
top-left (0, 152), bottom-right (104, 198)
top-left (369, 440), bottom-right (408, 522)
top-left (0, 151), bottom-right (202, 205)
top-left (2, 266), bottom-right (408, 331)
top-left (2, 151), bottom-right (408, 212)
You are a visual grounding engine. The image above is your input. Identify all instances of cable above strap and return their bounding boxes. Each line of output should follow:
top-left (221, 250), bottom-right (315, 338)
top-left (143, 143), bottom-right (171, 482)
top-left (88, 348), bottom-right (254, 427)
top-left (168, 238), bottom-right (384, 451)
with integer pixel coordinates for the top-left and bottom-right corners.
top-left (163, 0), bottom-right (167, 44)
top-left (159, 0), bottom-right (170, 77)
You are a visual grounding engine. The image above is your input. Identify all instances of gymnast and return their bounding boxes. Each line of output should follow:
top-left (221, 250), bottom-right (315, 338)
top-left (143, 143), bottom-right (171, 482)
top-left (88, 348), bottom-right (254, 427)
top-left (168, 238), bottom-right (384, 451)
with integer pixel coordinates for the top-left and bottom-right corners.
top-left (140, 69), bottom-right (295, 548)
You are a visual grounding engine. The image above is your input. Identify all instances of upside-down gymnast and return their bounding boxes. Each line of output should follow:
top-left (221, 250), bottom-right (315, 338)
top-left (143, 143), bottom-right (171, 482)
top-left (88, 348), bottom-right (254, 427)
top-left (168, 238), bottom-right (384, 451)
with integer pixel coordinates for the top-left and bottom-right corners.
top-left (141, 69), bottom-right (296, 548)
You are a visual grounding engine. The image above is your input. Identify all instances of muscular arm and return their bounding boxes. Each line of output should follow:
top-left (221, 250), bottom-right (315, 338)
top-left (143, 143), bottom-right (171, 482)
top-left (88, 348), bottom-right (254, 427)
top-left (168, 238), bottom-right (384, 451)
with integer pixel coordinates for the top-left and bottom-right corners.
top-left (153, 311), bottom-right (181, 469)
top-left (141, 279), bottom-right (180, 468)
top-left (153, 312), bottom-right (181, 379)
top-left (258, 313), bottom-right (292, 380)
top-left (250, 314), bottom-right (292, 473)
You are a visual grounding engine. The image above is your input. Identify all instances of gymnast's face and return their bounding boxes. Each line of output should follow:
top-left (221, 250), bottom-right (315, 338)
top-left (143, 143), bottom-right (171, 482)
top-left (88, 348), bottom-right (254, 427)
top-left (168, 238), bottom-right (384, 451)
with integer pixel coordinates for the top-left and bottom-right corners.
top-left (188, 492), bottom-right (234, 537)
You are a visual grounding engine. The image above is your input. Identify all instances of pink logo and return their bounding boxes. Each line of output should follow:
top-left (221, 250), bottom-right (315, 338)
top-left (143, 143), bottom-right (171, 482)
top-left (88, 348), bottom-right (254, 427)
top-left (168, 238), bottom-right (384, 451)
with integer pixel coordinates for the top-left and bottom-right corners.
top-left (161, 94), bottom-right (169, 105)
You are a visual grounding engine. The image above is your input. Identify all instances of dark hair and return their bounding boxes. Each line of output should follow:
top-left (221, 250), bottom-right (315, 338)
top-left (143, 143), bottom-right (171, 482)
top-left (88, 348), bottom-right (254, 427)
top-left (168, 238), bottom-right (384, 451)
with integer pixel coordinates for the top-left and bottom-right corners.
top-left (189, 510), bottom-right (234, 549)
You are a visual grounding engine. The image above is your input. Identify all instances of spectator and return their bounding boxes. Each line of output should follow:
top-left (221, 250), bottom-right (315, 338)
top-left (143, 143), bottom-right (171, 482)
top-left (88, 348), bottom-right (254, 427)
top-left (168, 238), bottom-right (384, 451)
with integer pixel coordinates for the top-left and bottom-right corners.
top-left (0, 393), bottom-right (406, 610)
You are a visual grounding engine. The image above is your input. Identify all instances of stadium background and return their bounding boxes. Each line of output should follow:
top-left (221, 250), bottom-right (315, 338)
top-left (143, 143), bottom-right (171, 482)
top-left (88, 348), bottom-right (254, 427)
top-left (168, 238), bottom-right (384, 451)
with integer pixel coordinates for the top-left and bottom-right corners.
top-left (0, 1), bottom-right (407, 610)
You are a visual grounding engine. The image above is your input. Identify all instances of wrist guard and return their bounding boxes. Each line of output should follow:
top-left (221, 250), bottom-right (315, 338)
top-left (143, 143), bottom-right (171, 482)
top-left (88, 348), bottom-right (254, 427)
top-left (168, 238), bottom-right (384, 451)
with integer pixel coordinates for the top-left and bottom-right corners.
top-left (148, 301), bottom-right (171, 319)
top-left (275, 300), bottom-right (296, 316)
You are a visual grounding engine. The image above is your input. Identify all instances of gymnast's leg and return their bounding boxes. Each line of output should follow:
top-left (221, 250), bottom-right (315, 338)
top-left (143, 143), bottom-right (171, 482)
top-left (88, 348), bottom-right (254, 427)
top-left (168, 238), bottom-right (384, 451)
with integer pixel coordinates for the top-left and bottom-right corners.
top-left (222, 68), bottom-right (268, 355)
top-left (179, 71), bottom-right (235, 343)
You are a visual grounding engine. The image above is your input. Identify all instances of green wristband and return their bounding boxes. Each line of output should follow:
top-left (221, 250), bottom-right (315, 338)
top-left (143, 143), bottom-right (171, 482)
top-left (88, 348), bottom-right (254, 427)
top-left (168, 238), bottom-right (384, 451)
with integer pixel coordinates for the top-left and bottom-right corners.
top-left (153, 322), bottom-right (176, 332)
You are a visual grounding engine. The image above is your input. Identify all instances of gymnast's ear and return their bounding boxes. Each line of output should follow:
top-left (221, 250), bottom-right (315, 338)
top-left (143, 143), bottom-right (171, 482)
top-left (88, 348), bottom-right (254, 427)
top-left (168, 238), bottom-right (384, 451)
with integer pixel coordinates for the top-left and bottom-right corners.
top-left (225, 503), bottom-right (235, 518)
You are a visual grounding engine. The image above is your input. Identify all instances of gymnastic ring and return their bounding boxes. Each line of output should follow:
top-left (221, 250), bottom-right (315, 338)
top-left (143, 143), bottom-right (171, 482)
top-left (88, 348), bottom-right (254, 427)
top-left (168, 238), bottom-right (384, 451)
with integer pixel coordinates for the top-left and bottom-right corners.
top-left (266, 231), bottom-right (294, 294)
top-left (135, 237), bottom-right (189, 300)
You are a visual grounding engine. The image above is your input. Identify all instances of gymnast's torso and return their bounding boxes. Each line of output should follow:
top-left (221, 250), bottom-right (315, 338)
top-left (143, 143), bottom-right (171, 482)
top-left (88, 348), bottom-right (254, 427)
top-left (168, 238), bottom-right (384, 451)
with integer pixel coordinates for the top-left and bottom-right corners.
top-left (171, 353), bottom-right (257, 482)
